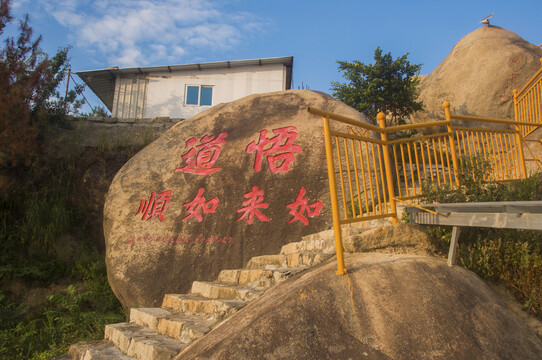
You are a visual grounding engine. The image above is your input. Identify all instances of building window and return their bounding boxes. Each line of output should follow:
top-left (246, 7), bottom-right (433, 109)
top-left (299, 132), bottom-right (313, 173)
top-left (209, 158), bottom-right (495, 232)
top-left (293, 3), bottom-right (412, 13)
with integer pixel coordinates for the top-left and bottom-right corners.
top-left (186, 85), bottom-right (213, 106)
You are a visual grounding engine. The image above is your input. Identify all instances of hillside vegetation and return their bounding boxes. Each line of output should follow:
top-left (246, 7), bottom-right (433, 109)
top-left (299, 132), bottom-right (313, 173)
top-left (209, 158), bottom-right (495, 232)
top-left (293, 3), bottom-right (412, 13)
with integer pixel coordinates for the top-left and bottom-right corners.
top-left (0, 1), bottom-right (158, 357)
top-left (417, 157), bottom-right (542, 318)
top-left (0, 134), bottom-right (157, 359)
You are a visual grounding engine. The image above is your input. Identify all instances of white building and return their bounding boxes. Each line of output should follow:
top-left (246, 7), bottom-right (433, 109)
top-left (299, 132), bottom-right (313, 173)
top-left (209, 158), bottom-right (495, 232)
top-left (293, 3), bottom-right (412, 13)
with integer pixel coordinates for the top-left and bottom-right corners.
top-left (77, 57), bottom-right (293, 120)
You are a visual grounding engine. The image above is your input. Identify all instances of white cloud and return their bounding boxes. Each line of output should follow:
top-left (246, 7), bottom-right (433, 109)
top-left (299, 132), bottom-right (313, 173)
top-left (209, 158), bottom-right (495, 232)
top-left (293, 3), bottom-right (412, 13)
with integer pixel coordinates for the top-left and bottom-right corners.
top-left (32, 0), bottom-right (263, 68)
top-left (111, 46), bottom-right (143, 68)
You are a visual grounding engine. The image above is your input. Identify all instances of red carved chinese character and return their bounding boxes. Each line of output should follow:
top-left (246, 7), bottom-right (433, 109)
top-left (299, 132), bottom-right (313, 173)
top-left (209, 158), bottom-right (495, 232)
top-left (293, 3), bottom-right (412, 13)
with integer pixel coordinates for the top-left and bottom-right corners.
top-left (136, 190), bottom-right (173, 222)
top-left (510, 73), bottom-right (519, 86)
top-left (236, 186), bottom-right (270, 224)
top-left (175, 132), bottom-right (228, 175)
top-left (512, 55), bottom-right (525, 71)
top-left (246, 126), bottom-right (302, 173)
top-left (286, 188), bottom-right (323, 225)
top-left (181, 188), bottom-right (219, 222)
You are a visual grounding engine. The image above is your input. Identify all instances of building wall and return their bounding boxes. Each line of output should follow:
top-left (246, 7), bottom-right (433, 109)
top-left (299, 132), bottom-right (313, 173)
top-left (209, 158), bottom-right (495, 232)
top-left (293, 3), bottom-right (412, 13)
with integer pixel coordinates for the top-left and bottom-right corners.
top-left (113, 63), bottom-right (287, 119)
top-left (112, 75), bottom-right (148, 119)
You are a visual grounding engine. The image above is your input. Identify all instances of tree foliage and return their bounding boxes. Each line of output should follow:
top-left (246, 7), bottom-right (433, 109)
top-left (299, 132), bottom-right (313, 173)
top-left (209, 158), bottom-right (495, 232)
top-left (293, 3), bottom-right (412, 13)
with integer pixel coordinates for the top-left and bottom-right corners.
top-left (0, 0), bottom-right (81, 173)
top-left (331, 47), bottom-right (424, 126)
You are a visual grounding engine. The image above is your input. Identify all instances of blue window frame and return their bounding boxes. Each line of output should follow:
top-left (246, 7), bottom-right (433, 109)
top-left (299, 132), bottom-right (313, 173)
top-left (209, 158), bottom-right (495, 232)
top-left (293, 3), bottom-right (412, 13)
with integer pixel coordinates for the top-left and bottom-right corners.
top-left (186, 85), bottom-right (213, 106)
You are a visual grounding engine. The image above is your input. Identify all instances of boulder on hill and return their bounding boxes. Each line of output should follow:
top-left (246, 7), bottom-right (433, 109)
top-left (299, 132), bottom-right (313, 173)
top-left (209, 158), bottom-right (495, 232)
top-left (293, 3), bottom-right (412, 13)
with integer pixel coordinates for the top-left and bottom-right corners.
top-left (103, 90), bottom-right (369, 309)
top-left (177, 253), bottom-right (542, 360)
top-left (412, 26), bottom-right (542, 123)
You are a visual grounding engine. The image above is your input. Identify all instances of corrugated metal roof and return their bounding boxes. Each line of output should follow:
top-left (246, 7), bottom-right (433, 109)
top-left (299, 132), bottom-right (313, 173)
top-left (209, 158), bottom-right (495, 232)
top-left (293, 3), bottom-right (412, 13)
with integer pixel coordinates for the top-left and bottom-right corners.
top-left (76, 56), bottom-right (294, 111)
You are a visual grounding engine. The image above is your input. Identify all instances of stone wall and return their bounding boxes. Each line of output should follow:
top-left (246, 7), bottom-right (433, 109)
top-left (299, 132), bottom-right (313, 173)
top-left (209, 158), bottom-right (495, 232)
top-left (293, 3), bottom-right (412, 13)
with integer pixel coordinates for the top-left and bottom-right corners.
top-left (66, 116), bottom-right (182, 149)
top-left (78, 116), bottom-right (182, 129)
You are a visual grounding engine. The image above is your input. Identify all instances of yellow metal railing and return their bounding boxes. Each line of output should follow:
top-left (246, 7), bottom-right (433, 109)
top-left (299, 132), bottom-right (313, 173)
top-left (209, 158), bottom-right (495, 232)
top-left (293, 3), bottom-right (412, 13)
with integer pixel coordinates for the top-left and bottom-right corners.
top-left (313, 107), bottom-right (391, 275)
top-left (443, 102), bottom-right (528, 182)
top-left (514, 58), bottom-right (542, 137)
top-left (309, 101), bottom-right (542, 275)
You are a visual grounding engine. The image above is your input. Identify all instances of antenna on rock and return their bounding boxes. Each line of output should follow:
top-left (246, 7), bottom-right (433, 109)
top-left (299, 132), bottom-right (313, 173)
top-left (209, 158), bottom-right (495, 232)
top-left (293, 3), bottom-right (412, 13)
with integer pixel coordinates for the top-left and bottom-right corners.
top-left (480, 13), bottom-right (494, 26)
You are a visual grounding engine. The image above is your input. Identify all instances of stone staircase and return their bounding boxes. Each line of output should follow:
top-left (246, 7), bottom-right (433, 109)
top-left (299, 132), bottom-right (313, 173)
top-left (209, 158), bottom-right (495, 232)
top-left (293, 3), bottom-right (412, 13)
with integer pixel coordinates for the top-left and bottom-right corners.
top-left (68, 224), bottom-right (383, 360)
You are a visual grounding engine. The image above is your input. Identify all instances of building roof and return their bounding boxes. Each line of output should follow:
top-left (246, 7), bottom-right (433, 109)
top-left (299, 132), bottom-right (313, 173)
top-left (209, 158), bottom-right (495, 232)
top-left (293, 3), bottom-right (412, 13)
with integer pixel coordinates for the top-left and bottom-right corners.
top-left (76, 56), bottom-right (294, 112)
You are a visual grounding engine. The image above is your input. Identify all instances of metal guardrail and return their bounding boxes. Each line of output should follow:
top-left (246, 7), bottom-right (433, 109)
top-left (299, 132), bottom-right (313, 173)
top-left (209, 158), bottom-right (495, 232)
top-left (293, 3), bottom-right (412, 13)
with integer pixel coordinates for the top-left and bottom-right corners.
top-left (406, 201), bottom-right (542, 266)
top-left (514, 58), bottom-right (542, 137)
top-left (444, 102), bottom-right (528, 182)
top-left (309, 103), bottom-right (542, 275)
top-left (310, 108), bottom-right (397, 275)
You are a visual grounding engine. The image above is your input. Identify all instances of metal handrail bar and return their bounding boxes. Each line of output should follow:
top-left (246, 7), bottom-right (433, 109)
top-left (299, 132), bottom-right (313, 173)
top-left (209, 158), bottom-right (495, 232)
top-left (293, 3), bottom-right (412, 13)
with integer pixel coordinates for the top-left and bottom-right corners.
top-left (394, 198), bottom-right (438, 215)
top-left (308, 107), bottom-right (452, 133)
top-left (515, 58), bottom-right (542, 97)
top-left (307, 107), bottom-right (382, 132)
top-left (387, 132), bottom-right (452, 145)
top-left (383, 120), bottom-right (451, 132)
top-left (515, 76), bottom-right (542, 103)
top-left (406, 200), bottom-right (542, 266)
top-left (328, 129), bottom-right (385, 145)
top-left (451, 113), bottom-right (542, 127)
top-left (452, 126), bottom-right (518, 133)
top-left (407, 201), bottom-right (542, 213)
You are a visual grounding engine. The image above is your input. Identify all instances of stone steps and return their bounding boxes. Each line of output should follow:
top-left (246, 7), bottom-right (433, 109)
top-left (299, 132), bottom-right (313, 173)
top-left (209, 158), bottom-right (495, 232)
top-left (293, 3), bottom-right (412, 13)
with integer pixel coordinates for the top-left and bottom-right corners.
top-left (68, 340), bottom-right (133, 360)
top-left (280, 238), bottom-right (335, 254)
top-left (68, 223), bottom-right (393, 360)
top-left (161, 293), bottom-right (245, 321)
top-left (190, 281), bottom-right (265, 301)
top-left (217, 266), bottom-right (307, 287)
top-left (105, 323), bottom-right (186, 360)
top-left (130, 308), bottom-right (216, 342)
top-left (245, 251), bottom-right (333, 269)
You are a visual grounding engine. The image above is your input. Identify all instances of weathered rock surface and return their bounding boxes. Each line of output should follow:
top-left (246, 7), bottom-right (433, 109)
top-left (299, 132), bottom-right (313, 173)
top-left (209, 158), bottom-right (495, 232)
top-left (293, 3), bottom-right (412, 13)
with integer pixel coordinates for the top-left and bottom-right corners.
top-left (343, 223), bottom-right (435, 255)
top-left (413, 26), bottom-right (542, 123)
top-left (177, 253), bottom-right (542, 360)
top-left (104, 90), bottom-right (368, 309)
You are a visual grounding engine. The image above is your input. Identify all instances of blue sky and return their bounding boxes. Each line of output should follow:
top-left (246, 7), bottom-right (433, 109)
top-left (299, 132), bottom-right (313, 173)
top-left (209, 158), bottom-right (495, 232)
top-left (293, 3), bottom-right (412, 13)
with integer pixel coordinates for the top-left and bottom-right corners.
top-left (9, 0), bottom-right (542, 113)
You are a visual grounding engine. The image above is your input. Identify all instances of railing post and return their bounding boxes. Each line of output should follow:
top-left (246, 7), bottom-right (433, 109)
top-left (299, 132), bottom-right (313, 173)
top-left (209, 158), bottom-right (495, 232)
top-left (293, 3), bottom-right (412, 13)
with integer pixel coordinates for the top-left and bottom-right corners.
top-left (513, 89), bottom-right (519, 126)
top-left (513, 90), bottom-right (528, 178)
top-left (322, 116), bottom-right (347, 275)
top-left (378, 113), bottom-right (398, 225)
top-left (443, 102), bottom-right (461, 187)
top-left (447, 226), bottom-right (461, 267)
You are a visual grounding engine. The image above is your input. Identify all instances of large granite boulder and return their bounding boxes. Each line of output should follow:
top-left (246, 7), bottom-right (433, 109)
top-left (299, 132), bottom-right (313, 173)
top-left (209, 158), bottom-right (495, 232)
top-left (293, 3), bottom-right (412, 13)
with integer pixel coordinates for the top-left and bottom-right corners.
top-left (412, 26), bottom-right (542, 123)
top-left (104, 90), bottom-right (367, 309)
top-left (177, 253), bottom-right (542, 359)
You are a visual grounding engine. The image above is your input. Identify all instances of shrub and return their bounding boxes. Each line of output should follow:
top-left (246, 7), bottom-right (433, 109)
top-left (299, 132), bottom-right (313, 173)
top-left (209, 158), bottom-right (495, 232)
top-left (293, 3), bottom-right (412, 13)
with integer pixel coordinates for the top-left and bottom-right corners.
top-left (0, 252), bottom-right (125, 360)
top-left (419, 156), bottom-right (542, 318)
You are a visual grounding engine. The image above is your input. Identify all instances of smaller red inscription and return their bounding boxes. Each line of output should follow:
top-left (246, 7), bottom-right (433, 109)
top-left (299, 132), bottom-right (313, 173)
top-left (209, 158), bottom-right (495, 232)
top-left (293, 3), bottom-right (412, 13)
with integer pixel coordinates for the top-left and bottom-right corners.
top-left (286, 188), bottom-right (323, 225)
top-left (236, 185), bottom-right (270, 224)
top-left (175, 132), bottom-right (228, 175)
top-left (135, 190), bottom-right (173, 222)
top-left (126, 235), bottom-right (234, 245)
top-left (181, 188), bottom-right (219, 222)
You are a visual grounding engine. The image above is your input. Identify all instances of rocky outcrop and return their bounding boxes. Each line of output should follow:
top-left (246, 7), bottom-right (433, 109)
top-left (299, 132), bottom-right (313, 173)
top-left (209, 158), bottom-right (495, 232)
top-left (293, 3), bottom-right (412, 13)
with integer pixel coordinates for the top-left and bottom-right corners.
top-left (413, 26), bottom-right (542, 123)
top-left (178, 252), bottom-right (542, 360)
top-left (103, 90), bottom-right (368, 309)
top-left (70, 220), bottom-right (541, 360)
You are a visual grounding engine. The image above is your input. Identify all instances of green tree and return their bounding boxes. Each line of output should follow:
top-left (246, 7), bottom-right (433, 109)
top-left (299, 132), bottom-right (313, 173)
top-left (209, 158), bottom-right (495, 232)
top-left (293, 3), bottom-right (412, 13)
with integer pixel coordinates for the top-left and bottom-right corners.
top-left (331, 47), bottom-right (424, 126)
top-left (0, 0), bottom-right (81, 194)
